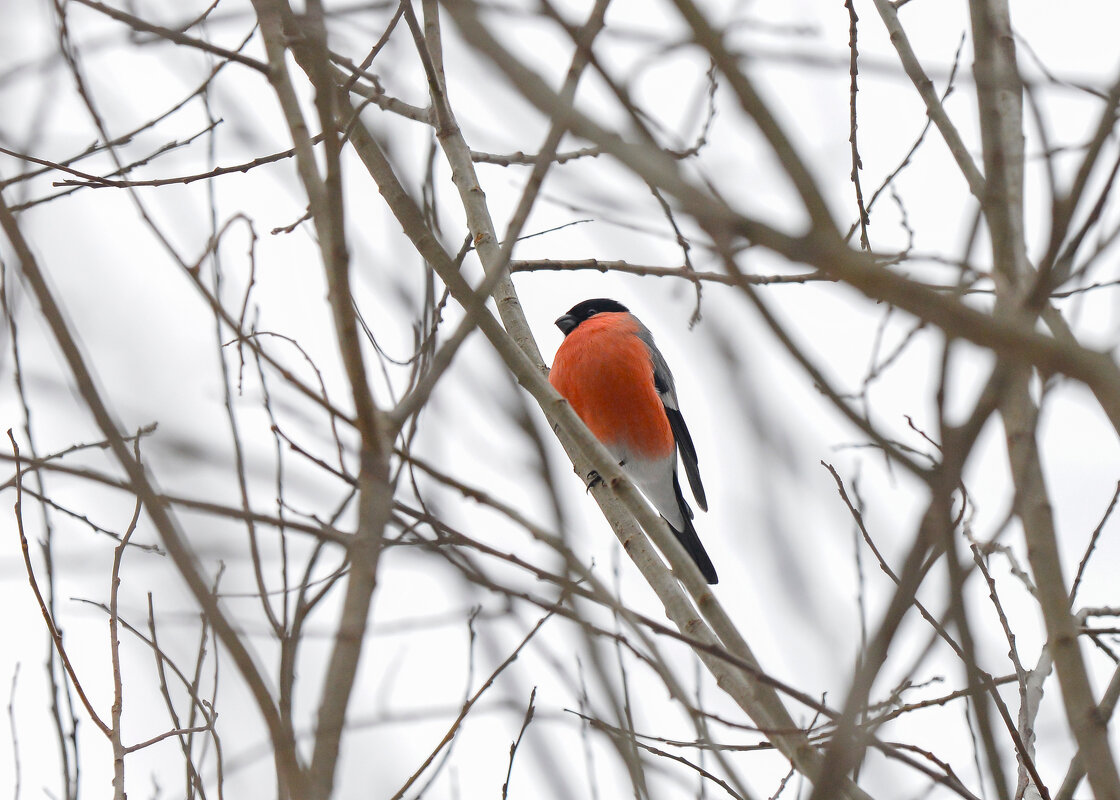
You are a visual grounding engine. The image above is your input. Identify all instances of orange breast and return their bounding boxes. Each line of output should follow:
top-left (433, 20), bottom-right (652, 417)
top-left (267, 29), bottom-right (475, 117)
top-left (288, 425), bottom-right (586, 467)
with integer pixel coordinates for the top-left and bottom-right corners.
top-left (549, 313), bottom-right (674, 459)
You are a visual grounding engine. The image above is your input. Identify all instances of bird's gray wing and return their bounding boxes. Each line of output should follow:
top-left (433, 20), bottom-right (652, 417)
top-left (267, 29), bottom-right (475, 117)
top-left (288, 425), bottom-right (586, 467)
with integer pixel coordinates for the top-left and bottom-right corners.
top-left (636, 322), bottom-right (707, 512)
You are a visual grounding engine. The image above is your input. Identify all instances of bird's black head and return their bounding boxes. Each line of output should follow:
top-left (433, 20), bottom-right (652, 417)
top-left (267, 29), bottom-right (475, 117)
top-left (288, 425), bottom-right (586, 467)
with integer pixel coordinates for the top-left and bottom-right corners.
top-left (554, 298), bottom-right (630, 335)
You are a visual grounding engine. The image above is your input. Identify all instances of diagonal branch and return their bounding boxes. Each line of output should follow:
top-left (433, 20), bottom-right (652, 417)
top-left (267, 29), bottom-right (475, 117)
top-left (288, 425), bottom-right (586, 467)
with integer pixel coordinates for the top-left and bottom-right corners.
top-left (339, 66), bottom-right (872, 798)
top-left (869, 0), bottom-right (986, 200)
top-left (69, 0), bottom-right (269, 74)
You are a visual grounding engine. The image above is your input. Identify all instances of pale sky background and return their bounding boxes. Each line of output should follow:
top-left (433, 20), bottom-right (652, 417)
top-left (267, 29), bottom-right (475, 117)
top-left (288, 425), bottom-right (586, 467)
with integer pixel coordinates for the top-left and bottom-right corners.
top-left (2, 1), bottom-right (1120, 797)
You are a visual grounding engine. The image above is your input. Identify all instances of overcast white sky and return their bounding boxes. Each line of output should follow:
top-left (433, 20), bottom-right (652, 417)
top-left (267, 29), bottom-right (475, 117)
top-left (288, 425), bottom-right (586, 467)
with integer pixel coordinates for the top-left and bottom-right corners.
top-left (3, 1), bottom-right (1120, 797)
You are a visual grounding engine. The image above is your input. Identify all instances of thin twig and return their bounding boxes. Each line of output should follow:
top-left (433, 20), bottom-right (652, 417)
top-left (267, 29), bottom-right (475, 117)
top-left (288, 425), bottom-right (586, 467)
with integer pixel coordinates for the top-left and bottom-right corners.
top-left (844, 0), bottom-right (870, 250)
top-left (391, 611), bottom-right (555, 799)
top-left (1070, 480), bottom-right (1120, 604)
top-left (7, 431), bottom-right (110, 737)
top-left (501, 687), bottom-right (537, 799)
top-left (69, 0), bottom-right (267, 72)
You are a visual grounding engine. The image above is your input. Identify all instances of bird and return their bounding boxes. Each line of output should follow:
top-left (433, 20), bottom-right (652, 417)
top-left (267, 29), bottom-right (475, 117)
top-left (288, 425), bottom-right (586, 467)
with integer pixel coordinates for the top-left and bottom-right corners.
top-left (548, 298), bottom-right (717, 584)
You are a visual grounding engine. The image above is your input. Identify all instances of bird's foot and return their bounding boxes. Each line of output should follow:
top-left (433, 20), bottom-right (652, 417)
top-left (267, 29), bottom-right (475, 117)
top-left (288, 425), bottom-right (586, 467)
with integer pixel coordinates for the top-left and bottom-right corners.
top-left (584, 470), bottom-right (603, 492)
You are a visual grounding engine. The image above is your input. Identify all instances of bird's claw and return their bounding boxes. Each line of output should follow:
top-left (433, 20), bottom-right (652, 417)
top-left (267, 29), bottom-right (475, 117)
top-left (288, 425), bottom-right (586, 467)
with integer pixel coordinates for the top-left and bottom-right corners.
top-left (585, 470), bottom-right (603, 492)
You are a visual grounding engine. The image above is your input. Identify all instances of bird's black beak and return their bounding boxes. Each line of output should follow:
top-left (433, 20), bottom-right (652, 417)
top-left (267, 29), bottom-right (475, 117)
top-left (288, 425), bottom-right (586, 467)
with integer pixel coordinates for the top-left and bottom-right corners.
top-left (555, 314), bottom-right (578, 335)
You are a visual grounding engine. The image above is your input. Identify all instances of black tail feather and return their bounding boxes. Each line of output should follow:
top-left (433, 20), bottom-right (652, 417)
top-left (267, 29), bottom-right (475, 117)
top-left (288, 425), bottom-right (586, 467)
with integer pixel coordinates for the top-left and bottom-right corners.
top-left (669, 472), bottom-right (717, 584)
top-left (668, 515), bottom-right (718, 584)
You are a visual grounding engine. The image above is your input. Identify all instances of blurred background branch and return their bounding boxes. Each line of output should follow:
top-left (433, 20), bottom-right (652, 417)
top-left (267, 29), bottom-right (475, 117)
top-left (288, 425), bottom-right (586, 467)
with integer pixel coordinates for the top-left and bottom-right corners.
top-left (2, 1), bottom-right (1119, 798)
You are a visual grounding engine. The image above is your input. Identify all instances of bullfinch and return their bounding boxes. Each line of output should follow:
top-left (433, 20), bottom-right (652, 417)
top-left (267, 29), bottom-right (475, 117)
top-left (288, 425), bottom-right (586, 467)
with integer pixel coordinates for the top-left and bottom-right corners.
top-left (549, 298), bottom-right (717, 584)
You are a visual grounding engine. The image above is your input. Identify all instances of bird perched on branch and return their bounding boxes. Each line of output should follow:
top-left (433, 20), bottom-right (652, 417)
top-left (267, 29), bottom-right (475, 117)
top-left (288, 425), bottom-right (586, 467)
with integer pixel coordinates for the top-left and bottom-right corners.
top-left (549, 298), bottom-right (717, 584)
